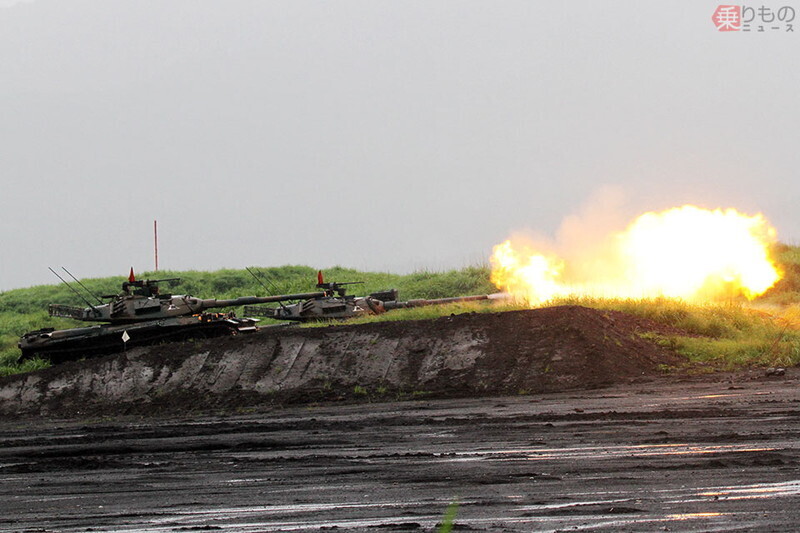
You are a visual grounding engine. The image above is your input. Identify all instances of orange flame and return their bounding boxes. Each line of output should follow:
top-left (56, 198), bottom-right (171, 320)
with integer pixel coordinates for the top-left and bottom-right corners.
top-left (490, 206), bottom-right (781, 304)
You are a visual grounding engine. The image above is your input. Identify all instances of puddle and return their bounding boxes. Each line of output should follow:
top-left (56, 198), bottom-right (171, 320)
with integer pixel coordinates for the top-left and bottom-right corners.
top-left (440, 442), bottom-right (776, 462)
top-left (667, 512), bottom-right (724, 519)
top-left (515, 498), bottom-right (633, 511)
top-left (694, 479), bottom-right (800, 501)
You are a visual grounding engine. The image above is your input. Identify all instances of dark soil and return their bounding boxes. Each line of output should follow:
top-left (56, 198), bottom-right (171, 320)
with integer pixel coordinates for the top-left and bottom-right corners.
top-left (0, 306), bottom-right (686, 418)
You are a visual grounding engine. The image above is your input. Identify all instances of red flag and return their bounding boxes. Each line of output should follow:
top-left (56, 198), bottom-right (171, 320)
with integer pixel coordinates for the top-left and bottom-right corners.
top-left (317, 270), bottom-right (324, 285)
top-left (128, 267), bottom-right (136, 283)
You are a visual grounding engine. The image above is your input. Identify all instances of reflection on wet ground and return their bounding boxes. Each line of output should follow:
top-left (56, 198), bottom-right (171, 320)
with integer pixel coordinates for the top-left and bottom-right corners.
top-left (445, 442), bottom-right (778, 460)
top-left (1, 377), bottom-right (800, 531)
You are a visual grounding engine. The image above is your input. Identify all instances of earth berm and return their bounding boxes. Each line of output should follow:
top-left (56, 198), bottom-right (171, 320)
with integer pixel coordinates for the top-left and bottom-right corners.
top-left (0, 305), bottom-right (687, 418)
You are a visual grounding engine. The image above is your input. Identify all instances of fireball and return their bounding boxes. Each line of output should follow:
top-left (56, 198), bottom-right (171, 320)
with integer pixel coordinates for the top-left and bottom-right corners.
top-left (490, 206), bottom-right (781, 304)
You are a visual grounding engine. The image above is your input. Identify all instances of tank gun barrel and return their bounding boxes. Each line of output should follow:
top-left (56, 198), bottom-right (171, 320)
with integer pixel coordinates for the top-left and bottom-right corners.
top-left (194, 292), bottom-right (326, 309)
top-left (147, 277), bottom-right (181, 284)
top-left (383, 294), bottom-right (489, 310)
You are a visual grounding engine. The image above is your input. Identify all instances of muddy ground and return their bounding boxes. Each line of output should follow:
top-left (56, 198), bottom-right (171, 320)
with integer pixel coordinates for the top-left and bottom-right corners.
top-left (1, 307), bottom-right (799, 531)
top-left (2, 374), bottom-right (800, 532)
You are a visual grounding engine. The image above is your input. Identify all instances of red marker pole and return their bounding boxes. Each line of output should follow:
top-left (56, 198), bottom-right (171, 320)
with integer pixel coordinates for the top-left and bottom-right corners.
top-left (154, 220), bottom-right (159, 272)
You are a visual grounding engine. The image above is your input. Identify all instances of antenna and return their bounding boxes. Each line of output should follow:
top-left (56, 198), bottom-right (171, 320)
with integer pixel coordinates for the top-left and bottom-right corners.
top-left (48, 267), bottom-right (99, 313)
top-left (245, 266), bottom-right (273, 295)
top-left (245, 267), bottom-right (288, 310)
top-left (61, 267), bottom-right (103, 304)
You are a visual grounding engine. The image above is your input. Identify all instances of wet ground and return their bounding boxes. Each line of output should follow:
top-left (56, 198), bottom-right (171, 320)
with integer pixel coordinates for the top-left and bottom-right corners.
top-left (2, 374), bottom-right (800, 532)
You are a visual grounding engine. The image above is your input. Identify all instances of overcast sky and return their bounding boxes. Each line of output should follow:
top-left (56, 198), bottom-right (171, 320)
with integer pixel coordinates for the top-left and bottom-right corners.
top-left (1, 1), bottom-right (798, 290)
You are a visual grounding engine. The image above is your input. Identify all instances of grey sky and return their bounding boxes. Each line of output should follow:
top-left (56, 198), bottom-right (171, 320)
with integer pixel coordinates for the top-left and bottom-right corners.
top-left (1, 1), bottom-right (798, 290)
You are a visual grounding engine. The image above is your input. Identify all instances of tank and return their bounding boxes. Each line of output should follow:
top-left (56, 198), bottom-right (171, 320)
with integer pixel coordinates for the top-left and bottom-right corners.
top-left (18, 269), bottom-right (324, 364)
top-left (243, 272), bottom-right (492, 322)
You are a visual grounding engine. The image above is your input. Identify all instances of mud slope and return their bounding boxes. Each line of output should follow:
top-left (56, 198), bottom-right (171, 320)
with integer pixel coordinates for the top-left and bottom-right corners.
top-left (0, 306), bottom-right (684, 417)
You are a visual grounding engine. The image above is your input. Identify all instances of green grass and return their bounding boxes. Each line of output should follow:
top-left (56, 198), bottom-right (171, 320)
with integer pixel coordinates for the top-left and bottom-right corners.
top-left (299, 299), bottom-right (513, 328)
top-left (0, 357), bottom-right (49, 377)
top-left (437, 500), bottom-right (460, 533)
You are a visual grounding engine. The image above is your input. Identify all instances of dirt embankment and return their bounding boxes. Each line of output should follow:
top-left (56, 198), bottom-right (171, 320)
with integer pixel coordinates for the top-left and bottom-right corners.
top-left (0, 306), bottom-right (684, 418)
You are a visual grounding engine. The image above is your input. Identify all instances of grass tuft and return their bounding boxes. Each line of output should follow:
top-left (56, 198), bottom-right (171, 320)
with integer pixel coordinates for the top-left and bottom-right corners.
top-left (0, 357), bottom-right (50, 377)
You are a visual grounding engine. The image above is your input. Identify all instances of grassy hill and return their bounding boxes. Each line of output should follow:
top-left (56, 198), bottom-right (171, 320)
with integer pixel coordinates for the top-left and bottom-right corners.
top-left (0, 265), bottom-right (495, 374)
top-left (2, 243), bottom-right (800, 376)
